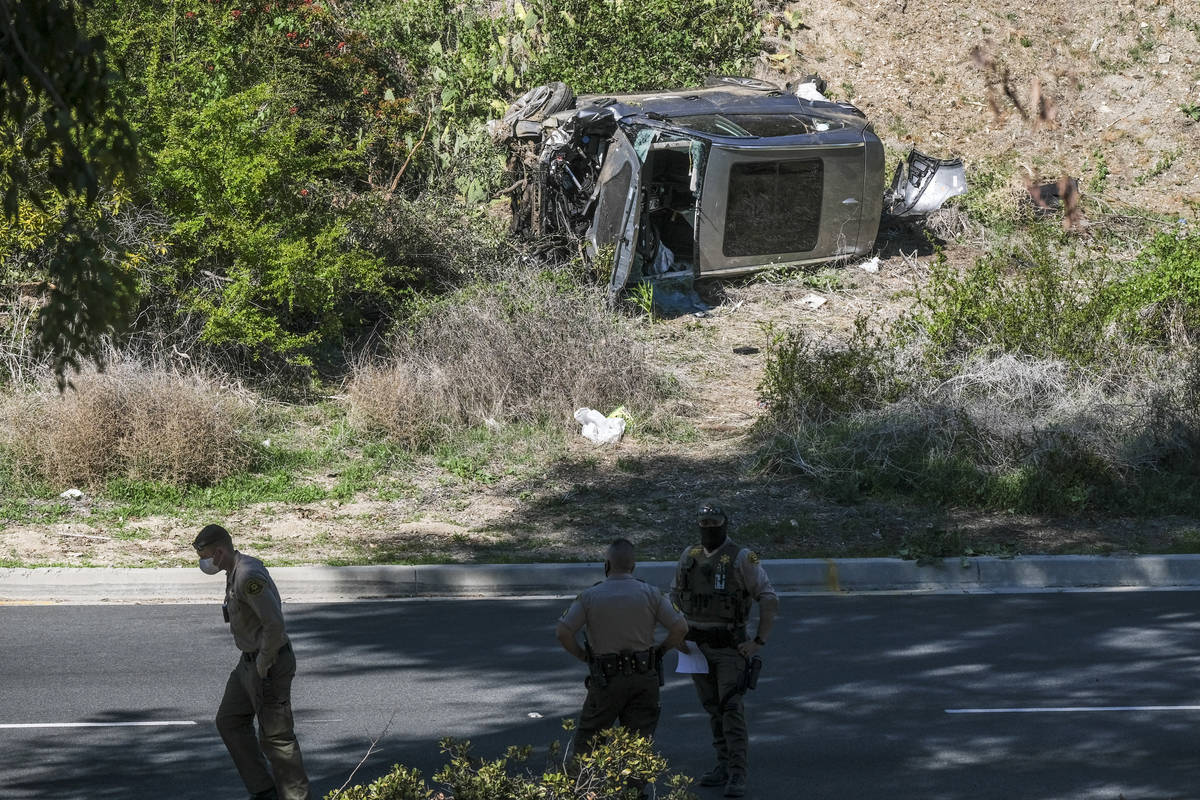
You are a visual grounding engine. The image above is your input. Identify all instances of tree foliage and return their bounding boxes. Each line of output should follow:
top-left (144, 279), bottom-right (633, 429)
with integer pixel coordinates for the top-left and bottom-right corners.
top-left (1, 0), bottom-right (138, 384)
top-left (1, 0), bottom-right (761, 385)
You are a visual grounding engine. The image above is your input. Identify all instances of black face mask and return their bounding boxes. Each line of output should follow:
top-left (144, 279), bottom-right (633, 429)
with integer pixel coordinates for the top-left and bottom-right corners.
top-left (700, 526), bottom-right (726, 552)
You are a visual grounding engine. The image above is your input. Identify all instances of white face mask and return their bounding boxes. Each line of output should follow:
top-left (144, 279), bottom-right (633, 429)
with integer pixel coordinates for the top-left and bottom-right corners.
top-left (198, 557), bottom-right (220, 575)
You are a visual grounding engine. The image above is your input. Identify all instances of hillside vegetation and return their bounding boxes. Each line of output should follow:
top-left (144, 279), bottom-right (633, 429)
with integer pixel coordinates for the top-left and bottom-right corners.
top-left (1, 0), bottom-right (1198, 568)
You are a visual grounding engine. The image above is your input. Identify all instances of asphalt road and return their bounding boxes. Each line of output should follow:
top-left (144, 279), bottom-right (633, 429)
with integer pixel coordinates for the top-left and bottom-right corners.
top-left (4, 592), bottom-right (1200, 800)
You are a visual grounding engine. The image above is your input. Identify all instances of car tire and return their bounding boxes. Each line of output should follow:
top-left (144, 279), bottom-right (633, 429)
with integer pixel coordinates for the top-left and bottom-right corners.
top-left (501, 82), bottom-right (575, 127)
top-left (703, 75), bottom-right (779, 91)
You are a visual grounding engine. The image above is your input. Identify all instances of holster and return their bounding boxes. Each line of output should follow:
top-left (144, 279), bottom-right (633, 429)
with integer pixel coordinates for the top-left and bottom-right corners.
top-left (719, 655), bottom-right (764, 712)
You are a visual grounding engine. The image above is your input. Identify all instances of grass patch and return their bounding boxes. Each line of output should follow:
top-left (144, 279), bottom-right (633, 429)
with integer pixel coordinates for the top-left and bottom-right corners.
top-left (97, 472), bottom-right (327, 519)
top-left (1164, 529), bottom-right (1200, 554)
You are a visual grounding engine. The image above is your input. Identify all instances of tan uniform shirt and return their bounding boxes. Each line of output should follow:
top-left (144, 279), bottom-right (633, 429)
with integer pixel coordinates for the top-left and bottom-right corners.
top-left (559, 574), bottom-right (685, 655)
top-left (225, 552), bottom-right (289, 656)
top-left (671, 539), bottom-right (778, 630)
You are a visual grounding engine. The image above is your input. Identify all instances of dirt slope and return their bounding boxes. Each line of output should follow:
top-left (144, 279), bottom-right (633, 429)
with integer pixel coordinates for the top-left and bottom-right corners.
top-left (760, 0), bottom-right (1199, 215)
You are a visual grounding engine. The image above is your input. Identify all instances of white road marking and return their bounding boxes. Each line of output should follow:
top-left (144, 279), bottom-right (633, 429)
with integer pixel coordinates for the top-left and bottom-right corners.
top-left (0, 721), bottom-right (197, 729)
top-left (946, 705), bottom-right (1200, 714)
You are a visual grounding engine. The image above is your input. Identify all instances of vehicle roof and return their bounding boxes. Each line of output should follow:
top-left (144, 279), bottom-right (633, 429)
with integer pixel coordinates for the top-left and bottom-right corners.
top-left (574, 84), bottom-right (869, 132)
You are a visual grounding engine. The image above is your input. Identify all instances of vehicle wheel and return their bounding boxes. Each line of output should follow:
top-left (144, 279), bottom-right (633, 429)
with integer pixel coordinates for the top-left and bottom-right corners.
top-left (501, 82), bottom-right (575, 127)
top-left (703, 75), bottom-right (779, 91)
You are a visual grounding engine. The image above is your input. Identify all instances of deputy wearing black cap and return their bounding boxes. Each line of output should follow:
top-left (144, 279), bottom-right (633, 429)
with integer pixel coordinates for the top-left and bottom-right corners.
top-left (670, 501), bottom-right (778, 798)
top-left (193, 523), bottom-right (310, 800)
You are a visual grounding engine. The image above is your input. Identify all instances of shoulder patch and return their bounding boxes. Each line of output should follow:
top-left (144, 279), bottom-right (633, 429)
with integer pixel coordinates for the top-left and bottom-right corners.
top-left (748, 551), bottom-right (760, 564)
top-left (245, 578), bottom-right (265, 596)
top-left (689, 546), bottom-right (704, 557)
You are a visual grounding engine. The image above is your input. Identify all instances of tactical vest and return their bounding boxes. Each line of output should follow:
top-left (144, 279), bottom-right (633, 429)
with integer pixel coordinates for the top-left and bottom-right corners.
top-left (676, 539), bottom-right (752, 625)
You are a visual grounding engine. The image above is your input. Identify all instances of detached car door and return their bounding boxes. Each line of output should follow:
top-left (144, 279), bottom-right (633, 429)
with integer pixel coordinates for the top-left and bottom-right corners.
top-left (586, 127), bottom-right (645, 302)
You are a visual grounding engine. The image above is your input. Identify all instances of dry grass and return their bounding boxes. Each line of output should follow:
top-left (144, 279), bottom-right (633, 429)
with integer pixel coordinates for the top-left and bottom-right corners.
top-left (0, 359), bottom-right (257, 487)
top-left (927, 350), bottom-right (1200, 470)
top-left (348, 272), bottom-right (666, 446)
top-left (762, 344), bottom-right (1200, 508)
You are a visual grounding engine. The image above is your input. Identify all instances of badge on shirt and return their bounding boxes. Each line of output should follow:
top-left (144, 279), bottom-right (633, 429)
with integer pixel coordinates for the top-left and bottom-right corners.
top-left (246, 579), bottom-right (265, 596)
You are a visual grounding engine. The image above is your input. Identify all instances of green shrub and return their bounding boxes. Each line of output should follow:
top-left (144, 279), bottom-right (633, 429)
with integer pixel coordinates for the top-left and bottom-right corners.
top-left (526, 0), bottom-right (759, 93)
top-left (758, 317), bottom-right (900, 423)
top-left (21, 0), bottom-right (434, 377)
top-left (326, 729), bottom-right (697, 800)
top-left (758, 228), bottom-right (1200, 514)
top-left (1105, 231), bottom-right (1200, 342)
top-left (325, 764), bottom-right (427, 800)
top-left (903, 229), bottom-right (1118, 368)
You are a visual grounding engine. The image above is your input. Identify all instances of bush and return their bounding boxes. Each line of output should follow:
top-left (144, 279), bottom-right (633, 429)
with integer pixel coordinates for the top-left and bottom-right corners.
top-left (758, 316), bottom-right (900, 424)
top-left (903, 228), bottom-right (1116, 369)
top-left (755, 211), bottom-right (1200, 515)
top-left (0, 360), bottom-right (256, 487)
top-left (5, 0), bottom-right (437, 378)
top-left (1106, 230), bottom-right (1200, 344)
top-left (326, 729), bottom-right (697, 800)
top-left (348, 268), bottom-right (665, 447)
top-left (756, 349), bottom-right (1200, 514)
top-left (525, 0), bottom-right (759, 93)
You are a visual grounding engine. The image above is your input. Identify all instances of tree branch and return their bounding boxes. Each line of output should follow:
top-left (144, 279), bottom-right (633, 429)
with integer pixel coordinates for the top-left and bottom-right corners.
top-left (0, 0), bottom-right (73, 114)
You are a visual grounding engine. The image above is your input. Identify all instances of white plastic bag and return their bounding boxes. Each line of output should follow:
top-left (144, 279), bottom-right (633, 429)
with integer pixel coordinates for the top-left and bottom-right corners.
top-left (652, 243), bottom-right (675, 275)
top-left (573, 407), bottom-right (626, 444)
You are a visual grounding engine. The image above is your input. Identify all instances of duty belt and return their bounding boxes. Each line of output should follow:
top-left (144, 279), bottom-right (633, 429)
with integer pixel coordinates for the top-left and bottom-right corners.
top-left (592, 648), bottom-right (658, 678)
top-left (685, 626), bottom-right (743, 649)
top-left (243, 641), bottom-right (292, 662)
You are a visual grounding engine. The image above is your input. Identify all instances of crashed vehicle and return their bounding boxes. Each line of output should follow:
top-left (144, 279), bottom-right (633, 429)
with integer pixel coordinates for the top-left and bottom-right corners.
top-left (490, 76), bottom-right (966, 300)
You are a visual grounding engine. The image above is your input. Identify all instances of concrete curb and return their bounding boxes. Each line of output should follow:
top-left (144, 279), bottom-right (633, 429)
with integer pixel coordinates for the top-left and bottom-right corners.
top-left (5, 554), bottom-right (1200, 603)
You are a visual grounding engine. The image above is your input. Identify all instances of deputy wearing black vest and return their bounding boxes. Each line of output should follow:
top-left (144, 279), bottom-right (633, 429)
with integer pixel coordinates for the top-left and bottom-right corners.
top-left (671, 502), bottom-right (778, 798)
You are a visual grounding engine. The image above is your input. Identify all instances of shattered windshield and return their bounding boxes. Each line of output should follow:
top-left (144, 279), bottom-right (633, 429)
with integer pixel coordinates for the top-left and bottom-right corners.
top-left (670, 113), bottom-right (847, 138)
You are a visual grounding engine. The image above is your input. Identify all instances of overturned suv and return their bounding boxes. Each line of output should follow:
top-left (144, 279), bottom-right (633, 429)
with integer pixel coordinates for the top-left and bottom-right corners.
top-left (490, 76), bottom-right (966, 300)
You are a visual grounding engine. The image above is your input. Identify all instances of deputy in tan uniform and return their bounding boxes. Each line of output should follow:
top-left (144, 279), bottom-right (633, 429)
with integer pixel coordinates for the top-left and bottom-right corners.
top-left (193, 524), bottom-right (311, 800)
top-left (671, 501), bottom-right (778, 799)
top-left (556, 538), bottom-right (688, 758)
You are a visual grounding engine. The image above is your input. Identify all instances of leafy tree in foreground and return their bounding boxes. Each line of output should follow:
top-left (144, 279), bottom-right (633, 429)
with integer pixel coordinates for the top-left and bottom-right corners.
top-left (1, 0), bottom-right (137, 385)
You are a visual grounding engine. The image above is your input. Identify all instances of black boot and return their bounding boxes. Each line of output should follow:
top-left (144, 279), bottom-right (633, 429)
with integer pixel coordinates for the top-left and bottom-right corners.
top-left (699, 763), bottom-right (729, 787)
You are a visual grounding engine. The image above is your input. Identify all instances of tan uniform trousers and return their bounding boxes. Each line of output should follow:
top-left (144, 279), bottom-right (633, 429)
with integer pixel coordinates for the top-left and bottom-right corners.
top-left (692, 643), bottom-right (750, 774)
top-left (216, 644), bottom-right (311, 800)
top-left (573, 669), bottom-right (661, 756)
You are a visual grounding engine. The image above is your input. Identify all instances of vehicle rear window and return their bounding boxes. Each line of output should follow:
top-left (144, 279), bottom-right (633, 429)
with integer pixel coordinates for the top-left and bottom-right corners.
top-left (724, 159), bottom-right (823, 257)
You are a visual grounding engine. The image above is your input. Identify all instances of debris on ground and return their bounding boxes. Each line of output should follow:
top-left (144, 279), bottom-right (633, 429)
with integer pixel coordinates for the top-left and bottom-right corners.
top-left (574, 407), bottom-right (626, 444)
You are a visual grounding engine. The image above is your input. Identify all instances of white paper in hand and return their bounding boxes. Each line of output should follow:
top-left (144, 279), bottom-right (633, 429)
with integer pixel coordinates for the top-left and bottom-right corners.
top-left (675, 641), bottom-right (709, 674)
